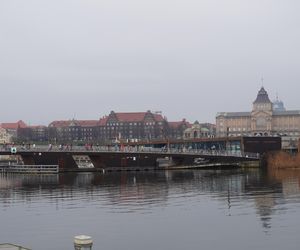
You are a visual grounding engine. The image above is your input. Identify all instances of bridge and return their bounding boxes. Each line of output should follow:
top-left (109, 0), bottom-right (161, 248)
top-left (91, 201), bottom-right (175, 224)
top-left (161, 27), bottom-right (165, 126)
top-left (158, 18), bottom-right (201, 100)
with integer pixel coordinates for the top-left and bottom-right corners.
top-left (0, 145), bottom-right (260, 172)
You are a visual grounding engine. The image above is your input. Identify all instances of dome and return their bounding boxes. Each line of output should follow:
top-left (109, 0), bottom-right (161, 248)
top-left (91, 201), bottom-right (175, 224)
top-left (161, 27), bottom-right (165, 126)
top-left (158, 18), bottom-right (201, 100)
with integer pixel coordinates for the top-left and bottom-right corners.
top-left (273, 98), bottom-right (286, 111)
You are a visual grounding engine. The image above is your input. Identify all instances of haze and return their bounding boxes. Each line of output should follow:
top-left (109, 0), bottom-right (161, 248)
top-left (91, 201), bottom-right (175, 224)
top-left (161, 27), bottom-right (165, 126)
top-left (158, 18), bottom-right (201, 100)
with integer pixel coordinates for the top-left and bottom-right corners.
top-left (0, 0), bottom-right (299, 125)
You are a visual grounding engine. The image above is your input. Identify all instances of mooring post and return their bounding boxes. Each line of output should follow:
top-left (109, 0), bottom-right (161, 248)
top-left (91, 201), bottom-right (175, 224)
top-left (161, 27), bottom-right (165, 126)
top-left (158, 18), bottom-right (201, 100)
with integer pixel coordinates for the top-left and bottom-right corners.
top-left (74, 235), bottom-right (93, 250)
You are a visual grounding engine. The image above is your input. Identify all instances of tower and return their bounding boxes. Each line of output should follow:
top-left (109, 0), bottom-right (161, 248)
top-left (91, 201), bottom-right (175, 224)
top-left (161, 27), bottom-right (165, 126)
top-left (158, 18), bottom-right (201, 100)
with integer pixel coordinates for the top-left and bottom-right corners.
top-left (252, 87), bottom-right (273, 112)
top-left (251, 87), bottom-right (273, 136)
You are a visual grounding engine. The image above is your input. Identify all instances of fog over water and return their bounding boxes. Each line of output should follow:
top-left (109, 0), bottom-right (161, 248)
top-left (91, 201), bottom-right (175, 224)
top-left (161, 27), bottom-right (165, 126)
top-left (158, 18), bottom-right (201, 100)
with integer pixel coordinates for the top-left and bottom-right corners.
top-left (0, 0), bottom-right (299, 124)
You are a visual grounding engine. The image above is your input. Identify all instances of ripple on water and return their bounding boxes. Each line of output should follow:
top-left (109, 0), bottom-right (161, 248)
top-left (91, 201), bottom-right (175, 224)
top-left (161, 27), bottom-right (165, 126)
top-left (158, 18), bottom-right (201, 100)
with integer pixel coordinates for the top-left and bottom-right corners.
top-left (1, 170), bottom-right (300, 250)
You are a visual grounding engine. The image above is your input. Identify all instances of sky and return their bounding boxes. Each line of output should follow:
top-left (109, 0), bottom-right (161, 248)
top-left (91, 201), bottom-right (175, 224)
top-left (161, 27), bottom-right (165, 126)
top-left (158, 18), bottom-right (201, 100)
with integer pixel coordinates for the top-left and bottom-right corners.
top-left (0, 0), bottom-right (299, 125)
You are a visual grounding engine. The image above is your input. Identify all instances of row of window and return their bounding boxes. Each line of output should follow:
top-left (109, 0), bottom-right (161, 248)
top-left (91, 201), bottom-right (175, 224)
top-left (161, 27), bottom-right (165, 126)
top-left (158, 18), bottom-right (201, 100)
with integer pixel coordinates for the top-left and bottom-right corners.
top-left (220, 127), bottom-right (248, 132)
top-left (107, 122), bottom-right (161, 126)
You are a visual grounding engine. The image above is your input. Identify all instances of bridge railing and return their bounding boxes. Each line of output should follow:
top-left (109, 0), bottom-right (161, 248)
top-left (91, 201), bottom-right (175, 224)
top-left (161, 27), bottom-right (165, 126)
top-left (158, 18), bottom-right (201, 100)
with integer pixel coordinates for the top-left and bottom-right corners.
top-left (0, 145), bottom-right (260, 159)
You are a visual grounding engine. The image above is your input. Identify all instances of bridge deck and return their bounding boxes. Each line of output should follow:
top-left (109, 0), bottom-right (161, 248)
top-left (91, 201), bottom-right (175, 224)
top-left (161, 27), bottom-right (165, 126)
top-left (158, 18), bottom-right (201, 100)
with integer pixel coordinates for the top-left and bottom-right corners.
top-left (0, 146), bottom-right (260, 172)
top-left (0, 146), bottom-right (260, 160)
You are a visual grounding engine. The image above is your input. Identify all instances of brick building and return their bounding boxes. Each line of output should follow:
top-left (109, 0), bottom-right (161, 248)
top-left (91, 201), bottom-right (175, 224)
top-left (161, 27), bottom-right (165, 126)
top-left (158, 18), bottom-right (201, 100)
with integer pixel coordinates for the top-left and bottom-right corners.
top-left (17, 125), bottom-right (49, 142)
top-left (167, 119), bottom-right (191, 139)
top-left (3, 111), bottom-right (201, 144)
top-left (98, 111), bottom-right (168, 142)
top-left (48, 119), bottom-right (99, 143)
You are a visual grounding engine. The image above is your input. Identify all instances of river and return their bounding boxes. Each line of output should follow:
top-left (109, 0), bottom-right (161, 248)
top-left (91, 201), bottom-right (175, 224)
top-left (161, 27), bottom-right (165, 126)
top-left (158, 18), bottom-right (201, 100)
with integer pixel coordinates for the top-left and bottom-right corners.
top-left (1, 168), bottom-right (300, 250)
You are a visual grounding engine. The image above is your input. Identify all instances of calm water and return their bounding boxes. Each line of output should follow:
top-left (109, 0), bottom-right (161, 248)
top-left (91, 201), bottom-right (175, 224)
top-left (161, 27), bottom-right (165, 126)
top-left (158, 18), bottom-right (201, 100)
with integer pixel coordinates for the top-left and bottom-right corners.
top-left (1, 168), bottom-right (300, 250)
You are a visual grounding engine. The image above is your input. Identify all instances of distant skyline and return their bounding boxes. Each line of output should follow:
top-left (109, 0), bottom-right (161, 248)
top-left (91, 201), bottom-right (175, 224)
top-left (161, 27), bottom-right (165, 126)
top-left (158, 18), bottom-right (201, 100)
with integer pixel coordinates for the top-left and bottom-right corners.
top-left (0, 0), bottom-right (299, 125)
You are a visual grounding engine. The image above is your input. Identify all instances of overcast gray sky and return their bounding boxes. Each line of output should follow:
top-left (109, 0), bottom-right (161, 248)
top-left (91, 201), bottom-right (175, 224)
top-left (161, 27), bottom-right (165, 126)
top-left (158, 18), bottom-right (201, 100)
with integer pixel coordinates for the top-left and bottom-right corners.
top-left (0, 0), bottom-right (299, 125)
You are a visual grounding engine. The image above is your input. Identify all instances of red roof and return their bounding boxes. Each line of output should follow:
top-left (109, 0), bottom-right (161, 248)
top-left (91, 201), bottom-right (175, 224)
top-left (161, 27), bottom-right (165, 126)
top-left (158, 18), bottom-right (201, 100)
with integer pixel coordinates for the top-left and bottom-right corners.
top-left (168, 119), bottom-right (190, 129)
top-left (168, 122), bottom-right (183, 128)
top-left (111, 112), bottom-right (165, 123)
top-left (153, 114), bottom-right (165, 122)
top-left (1, 120), bottom-right (27, 130)
top-left (77, 120), bottom-right (99, 127)
top-left (115, 112), bottom-right (147, 122)
top-left (49, 120), bottom-right (71, 128)
top-left (49, 120), bottom-right (99, 128)
top-left (99, 116), bottom-right (108, 126)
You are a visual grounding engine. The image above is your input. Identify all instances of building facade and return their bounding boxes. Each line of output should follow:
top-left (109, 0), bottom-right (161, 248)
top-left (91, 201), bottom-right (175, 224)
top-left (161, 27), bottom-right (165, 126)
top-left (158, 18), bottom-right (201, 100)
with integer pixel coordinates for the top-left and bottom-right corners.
top-left (216, 87), bottom-right (300, 147)
top-left (1, 120), bottom-right (27, 141)
top-left (98, 111), bottom-right (168, 142)
top-left (167, 119), bottom-right (191, 139)
top-left (48, 119), bottom-right (99, 143)
top-left (2, 112), bottom-right (197, 144)
top-left (18, 125), bottom-right (49, 142)
top-left (47, 111), bottom-right (170, 144)
top-left (0, 127), bottom-right (12, 144)
top-left (184, 121), bottom-right (216, 139)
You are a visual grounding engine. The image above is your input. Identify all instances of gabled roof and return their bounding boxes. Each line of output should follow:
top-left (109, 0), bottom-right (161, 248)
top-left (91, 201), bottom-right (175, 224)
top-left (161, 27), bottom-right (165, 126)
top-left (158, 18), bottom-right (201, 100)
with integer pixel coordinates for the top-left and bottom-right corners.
top-left (1, 120), bottom-right (27, 130)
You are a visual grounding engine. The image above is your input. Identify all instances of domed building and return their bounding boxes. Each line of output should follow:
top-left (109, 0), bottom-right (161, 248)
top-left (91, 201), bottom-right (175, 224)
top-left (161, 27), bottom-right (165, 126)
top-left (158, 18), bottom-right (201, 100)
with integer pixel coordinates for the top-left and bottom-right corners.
top-left (183, 121), bottom-right (214, 139)
top-left (273, 96), bottom-right (286, 112)
top-left (216, 87), bottom-right (300, 147)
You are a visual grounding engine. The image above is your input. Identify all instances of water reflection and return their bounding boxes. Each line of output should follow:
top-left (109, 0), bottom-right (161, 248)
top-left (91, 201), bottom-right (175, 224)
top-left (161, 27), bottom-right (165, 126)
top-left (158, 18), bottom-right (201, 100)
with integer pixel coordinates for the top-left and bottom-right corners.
top-left (0, 168), bottom-right (300, 250)
top-left (0, 169), bottom-right (297, 213)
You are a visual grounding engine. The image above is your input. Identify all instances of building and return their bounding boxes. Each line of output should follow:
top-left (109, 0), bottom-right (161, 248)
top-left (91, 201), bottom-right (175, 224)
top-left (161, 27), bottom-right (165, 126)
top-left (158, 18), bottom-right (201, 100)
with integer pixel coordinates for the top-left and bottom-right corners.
top-left (30, 126), bottom-right (49, 142)
top-left (216, 87), bottom-right (300, 148)
top-left (98, 111), bottom-right (168, 142)
top-left (48, 119), bottom-right (99, 143)
top-left (3, 111), bottom-right (214, 145)
top-left (167, 119), bottom-right (191, 139)
top-left (183, 121), bottom-right (215, 139)
top-left (0, 120), bottom-right (27, 140)
top-left (47, 111), bottom-right (168, 144)
top-left (0, 127), bottom-right (12, 144)
top-left (17, 125), bottom-right (49, 142)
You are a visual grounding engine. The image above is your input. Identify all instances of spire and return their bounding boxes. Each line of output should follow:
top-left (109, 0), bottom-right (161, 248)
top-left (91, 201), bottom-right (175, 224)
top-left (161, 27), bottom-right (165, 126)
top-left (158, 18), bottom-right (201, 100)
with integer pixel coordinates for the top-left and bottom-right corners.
top-left (261, 77), bottom-right (264, 87)
top-left (253, 87), bottom-right (271, 104)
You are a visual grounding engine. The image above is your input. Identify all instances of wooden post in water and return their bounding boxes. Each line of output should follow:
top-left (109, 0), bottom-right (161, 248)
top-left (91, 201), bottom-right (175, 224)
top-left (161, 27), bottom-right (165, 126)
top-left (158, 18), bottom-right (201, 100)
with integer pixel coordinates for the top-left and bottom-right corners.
top-left (74, 235), bottom-right (93, 250)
